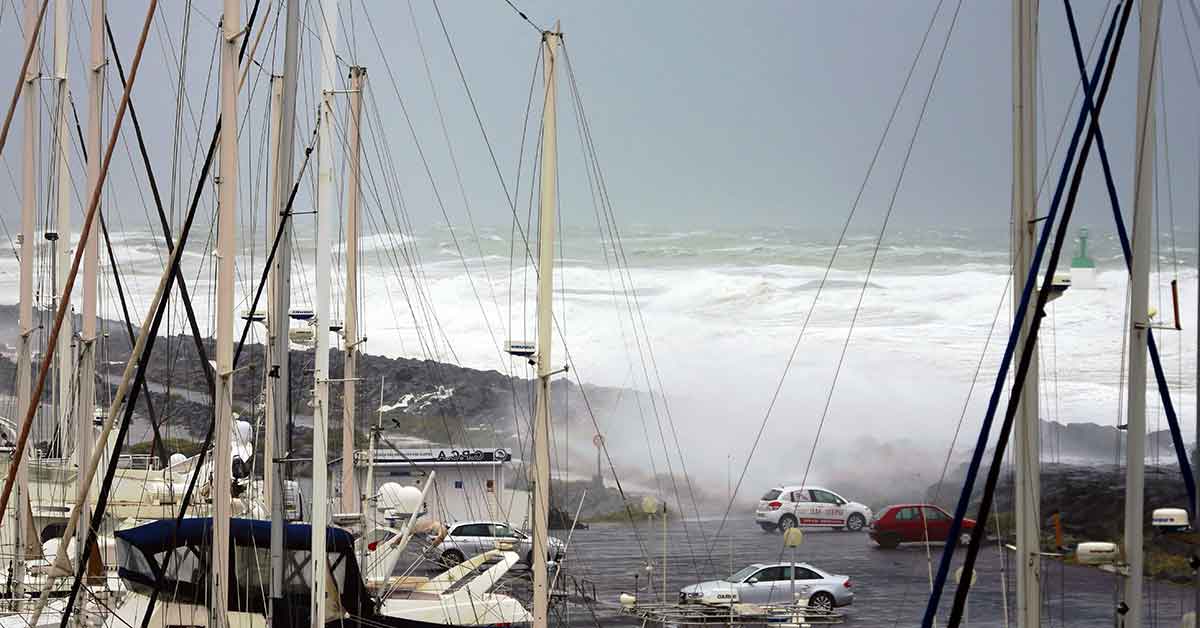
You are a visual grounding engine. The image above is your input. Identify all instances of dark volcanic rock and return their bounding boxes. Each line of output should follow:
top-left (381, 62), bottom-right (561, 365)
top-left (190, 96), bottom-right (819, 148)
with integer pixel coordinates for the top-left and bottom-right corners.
top-left (930, 462), bottom-right (1192, 543)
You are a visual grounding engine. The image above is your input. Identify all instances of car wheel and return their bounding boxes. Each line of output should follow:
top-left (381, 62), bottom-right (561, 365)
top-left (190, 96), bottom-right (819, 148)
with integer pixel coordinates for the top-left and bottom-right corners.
top-left (441, 549), bottom-right (465, 567)
top-left (808, 591), bottom-right (835, 612)
top-left (874, 534), bottom-right (899, 549)
top-left (777, 515), bottom-right (798, 532)
top-left (846, 514), bottom-right (866, 532)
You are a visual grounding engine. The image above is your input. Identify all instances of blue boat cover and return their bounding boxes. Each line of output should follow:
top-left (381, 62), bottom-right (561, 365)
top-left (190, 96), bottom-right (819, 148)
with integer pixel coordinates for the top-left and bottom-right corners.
top-left (115, 517), bottom-right (356, 554)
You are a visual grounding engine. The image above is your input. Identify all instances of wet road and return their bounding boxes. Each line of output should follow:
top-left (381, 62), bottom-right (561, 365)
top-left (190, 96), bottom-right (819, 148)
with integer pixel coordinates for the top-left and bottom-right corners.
top-left (527, 517), bottom-right (1196, 627)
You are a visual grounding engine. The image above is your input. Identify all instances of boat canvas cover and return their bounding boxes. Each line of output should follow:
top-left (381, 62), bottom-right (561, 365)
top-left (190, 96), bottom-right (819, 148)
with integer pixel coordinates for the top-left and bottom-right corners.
top-left (115, 517), bottom-right (357, 553)
top-left (115, 517), bottom-right (370, 619)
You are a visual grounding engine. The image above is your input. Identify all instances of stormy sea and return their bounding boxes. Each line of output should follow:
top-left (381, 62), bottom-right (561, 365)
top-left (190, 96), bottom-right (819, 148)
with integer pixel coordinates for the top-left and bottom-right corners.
top-left (0, 223), bottom-right (1197, 625)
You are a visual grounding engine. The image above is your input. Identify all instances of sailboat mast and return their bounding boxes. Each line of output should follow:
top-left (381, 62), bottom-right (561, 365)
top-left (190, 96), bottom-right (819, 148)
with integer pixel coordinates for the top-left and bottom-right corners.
top-left (12, 0), bottom-right (40, 598)
top-left (77, 0), bottom-right (104, 548)
top-left (341, 65), bottom-right (365, 515)
top-left (265, 75), bottom-right (283, 514)
top-left (533, 25), bottom-right (561, 628)
top-left (52, 0), bottom-right (72, 462)
top-left (268, 0), bottom-right (300, 618)
top-left (1011, 0), bottom-right (1040, 625)
top-left (366, 377), bottom-right (383, 525)
top-left (312, 0), bottom-right (340, 623)
top-left (1195, 134), bottom-right (1200, 623)
top-left (1123, 1), bottom-right (1161, 625)
top-left (211, 0), bottom-right (241, 626)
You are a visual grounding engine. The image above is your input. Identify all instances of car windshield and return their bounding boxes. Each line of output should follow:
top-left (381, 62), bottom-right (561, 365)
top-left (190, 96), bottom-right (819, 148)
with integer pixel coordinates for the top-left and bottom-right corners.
top-left (725, 566), bottom-right (760, 582)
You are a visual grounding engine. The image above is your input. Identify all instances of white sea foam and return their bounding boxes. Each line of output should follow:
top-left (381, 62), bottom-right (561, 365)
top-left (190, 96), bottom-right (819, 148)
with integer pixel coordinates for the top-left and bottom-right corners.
top-left (2, 225), bottom-right (1195, 492)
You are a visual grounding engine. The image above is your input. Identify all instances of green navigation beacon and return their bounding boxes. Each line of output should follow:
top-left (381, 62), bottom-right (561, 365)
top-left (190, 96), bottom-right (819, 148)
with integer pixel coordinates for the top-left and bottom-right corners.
top-left (1070, 226), bottom-right (1097, 288)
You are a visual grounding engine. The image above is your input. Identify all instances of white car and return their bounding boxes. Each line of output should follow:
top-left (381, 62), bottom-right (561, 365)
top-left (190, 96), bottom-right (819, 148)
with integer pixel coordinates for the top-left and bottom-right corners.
top-left (754, 485), bottom-right (872, 532)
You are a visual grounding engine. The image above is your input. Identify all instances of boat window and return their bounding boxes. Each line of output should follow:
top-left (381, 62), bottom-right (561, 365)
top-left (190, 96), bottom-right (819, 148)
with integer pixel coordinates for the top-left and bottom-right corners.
top-left (156, 546), bottom-right (206, 588)
top-left (234, 544), bottom-right (271, 601)
top-left (116, 537), bottom-right (155, 582)
top-left (282, 550), bottom-right (314, 594)
top-left (761, 489), bottom-right (782, 501)
top-left (726, 566), bottom-right (759, 582)
top-left (279, 549), bottom-right (349, 596)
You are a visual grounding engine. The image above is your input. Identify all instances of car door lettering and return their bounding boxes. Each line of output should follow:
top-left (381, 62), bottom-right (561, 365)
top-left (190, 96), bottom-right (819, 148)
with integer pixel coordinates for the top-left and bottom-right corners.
top-left (805, 490), bottom-right (845, 525)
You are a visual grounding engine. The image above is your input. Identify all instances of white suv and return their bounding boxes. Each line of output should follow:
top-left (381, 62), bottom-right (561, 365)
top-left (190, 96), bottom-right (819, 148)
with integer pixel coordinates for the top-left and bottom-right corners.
top-left (754, 486), bottom-right (872, 532)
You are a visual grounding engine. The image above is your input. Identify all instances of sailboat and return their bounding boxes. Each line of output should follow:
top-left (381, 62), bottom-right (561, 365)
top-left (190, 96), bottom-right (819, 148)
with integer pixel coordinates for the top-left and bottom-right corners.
top-left (0, 2), bottom-right (274, 621)
top-left (21, 1), bottom-right (1187, 626)
top-left (98, 2), bottom-right (544, 626)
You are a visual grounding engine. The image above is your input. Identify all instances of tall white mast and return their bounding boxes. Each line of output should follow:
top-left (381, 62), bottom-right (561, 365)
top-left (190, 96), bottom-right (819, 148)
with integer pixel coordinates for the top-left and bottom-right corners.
top-left (13, 0), bottom-right (40, 597)
top-left (76, 0), bottom-right (104, 558)
top-left (1123, 1), bottom-right (1160, 626)
top-left (532, 24), bottom-right (561, 628)
top-left (1011, 0), bottom-right (1040, 626)
top-left (211, 0), bottom-right (241, 626)
top-left (51, 0), bottom-right (73, 462)
top-left (268, 0), bottom-right (300, 619)
top-left (341, 65), bottom-right (365, 515)
top-left (265, 75), bottom-right (283, 514)
top-left (312, 0), bottom-right (340, 623)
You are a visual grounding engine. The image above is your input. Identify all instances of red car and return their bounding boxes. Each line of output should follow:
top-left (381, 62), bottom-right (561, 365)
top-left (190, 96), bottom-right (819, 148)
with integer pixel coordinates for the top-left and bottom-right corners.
top-left (868, 504), bottom-right (975, 549)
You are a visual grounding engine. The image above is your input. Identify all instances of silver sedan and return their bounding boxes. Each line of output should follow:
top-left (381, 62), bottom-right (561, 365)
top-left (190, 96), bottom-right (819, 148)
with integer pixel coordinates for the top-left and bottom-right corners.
top-left (679, 562), bottom-right (854, 611)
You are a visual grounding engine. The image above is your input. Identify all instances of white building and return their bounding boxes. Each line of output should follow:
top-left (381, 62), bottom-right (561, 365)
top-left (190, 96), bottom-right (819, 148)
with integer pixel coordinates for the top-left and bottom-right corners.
top-left (355, 447), bottom-right (530, 527)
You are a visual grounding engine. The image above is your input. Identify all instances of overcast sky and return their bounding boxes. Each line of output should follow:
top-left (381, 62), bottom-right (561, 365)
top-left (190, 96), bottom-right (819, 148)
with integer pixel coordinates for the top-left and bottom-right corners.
top-left (0, 1), bottom-right (1197, 241)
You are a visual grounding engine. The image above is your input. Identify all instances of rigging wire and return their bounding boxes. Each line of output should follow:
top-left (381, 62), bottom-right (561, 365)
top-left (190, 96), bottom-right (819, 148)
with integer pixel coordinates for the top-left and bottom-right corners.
top-left (560, 53), bottom-right (666, 509)
top-left (1177, 0), bottom-right (1200, 87)
top-left (884, 279), bottom-right (1014, 628)
top-left (501, 0), bottom-right (544, 34)
top-left (358, 2), bottom-right (519, 390)
top-left (944, 2), bottom-right (1139, 623)
top-left (431, 0), bottom-right (536, 265)
top-left (701, 0), bottom-right (953, 565)
top-left (795, 0), bottom-right (964, 503)
top-left (559, 41), bottom-right (709, 573)
top-left (740, 1), bottom-right (970, 610)
top-left (404, 0), bottom-right (511, 363)
top-left (65, 93), bottom-right (172, 464)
